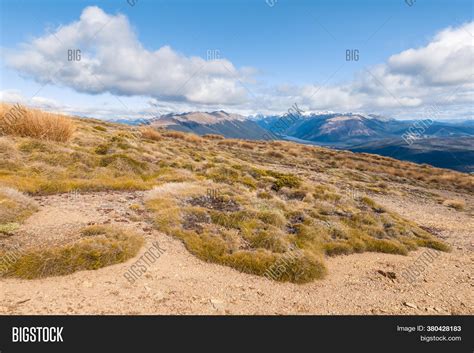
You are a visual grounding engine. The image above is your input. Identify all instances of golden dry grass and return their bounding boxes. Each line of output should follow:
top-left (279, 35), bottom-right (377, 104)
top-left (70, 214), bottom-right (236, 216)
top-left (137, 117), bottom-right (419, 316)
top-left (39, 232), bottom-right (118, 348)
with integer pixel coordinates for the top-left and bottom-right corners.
top-left (140, 126), bottom-right (162, 141)
top-left (442, 199), bottom-right (466, 211)
top-left (0, 103), bottom-right (75, 142)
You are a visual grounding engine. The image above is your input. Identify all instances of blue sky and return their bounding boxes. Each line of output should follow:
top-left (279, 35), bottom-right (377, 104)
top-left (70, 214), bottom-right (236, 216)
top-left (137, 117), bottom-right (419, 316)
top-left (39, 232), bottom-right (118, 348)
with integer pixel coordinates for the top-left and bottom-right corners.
top-left (1, 0), bottom-right (473, 120)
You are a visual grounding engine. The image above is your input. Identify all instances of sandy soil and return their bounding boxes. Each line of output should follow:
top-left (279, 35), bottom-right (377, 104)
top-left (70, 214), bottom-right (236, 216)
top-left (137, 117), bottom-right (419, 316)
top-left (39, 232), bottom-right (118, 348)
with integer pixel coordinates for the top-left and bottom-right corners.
top-left (0, 189), bottom-right (472, 315)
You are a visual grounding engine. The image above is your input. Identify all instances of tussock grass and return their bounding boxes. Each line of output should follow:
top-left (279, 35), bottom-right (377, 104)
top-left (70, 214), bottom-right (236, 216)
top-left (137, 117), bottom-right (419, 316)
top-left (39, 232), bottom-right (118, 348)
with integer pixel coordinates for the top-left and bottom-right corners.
top-left (0, 187), bottom-right (38, 234)
top-left (145, 180), bottom-right (449, 283)
top-left (161, 130), bottom-right (203, 143)
top-left (0, 103), bottom-right (75, 142)
top-left (140, 127), bottom-right (162, 141)
top-left (442, 199), bottom-right (466, 211)
top-left (203, 134), bottom-right (225, 140)
top-left (0, 225), bottom-right (144, 279)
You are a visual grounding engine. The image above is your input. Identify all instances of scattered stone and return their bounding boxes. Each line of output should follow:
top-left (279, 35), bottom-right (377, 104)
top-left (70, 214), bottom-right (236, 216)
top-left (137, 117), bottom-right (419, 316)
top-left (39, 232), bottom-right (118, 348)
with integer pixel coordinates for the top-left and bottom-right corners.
top-left (403, 302), bottom-right (418, 309)
top-left (210, 298), bottom-right (225, 310)
top-left (114, 218), bottom-right (129, 223)
top-left (16, 298), bottom-right (30, 305)
top-left (377, 270), bottom-right (397, 280)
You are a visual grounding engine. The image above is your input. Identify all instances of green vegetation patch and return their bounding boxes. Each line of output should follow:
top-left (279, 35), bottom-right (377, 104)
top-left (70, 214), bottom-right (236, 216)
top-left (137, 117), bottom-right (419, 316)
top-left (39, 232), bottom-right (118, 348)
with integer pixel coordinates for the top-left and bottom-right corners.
top-left (0, 225), bottom-right (144, 279)
top-left (146, 181), bottom-right (449, 283)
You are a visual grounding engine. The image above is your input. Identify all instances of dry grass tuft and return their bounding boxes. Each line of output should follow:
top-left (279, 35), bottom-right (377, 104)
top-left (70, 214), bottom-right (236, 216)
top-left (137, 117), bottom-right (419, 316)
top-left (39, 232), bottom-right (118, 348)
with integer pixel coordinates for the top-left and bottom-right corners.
top-left (203, 134), bottom-right (225, 140)
top-left (442, 199), bottom-right (466, 211)
top-left (0, 225), bottom-right (144, 279)
top-left (161, 130), bottom-right (187, 140)
top-left (140, 127), bottom-right (162, 141)
top-left (0, 103), bottom-right (75, 142)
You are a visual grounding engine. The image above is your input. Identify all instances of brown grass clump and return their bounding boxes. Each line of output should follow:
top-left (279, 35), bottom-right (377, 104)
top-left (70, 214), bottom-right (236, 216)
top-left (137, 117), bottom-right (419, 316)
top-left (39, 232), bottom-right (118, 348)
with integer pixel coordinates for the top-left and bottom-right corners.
top-left (266, 150), bottom-right (285, 159)
top-left (183, 134), bottom-right (204, 143)
top-left (140, 127), bottom-right (162, 141)
top-left (217, 139), bottom-right (240, 147)
top-left (0, 225), bottom-right (144, 279)
top-left (161, 130), bottom-right (187, 139)
top-left (203, 134), bottom-right (225, 140)
top-left (442, 199), bottom-right (466, 211)
top-left (160, 129), bottom-right (204, 143)
top-left (240, 142), bottom-right (254, 150)
top-left (0, 103), bottom-right (75, 142)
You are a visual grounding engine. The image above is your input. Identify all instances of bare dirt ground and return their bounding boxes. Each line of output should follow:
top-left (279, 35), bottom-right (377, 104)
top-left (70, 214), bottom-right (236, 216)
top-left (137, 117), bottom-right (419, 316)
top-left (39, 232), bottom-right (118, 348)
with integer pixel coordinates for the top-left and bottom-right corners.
top-left (0, 189), bottom-right (472, 315)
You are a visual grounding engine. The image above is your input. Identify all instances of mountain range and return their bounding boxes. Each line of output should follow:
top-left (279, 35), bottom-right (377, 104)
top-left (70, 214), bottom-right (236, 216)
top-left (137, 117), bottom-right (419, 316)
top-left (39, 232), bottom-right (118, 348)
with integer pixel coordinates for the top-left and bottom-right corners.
top-left (146, 111), bottom-right (269, 140)
top-left (108, 111), bottom-right (474, 172)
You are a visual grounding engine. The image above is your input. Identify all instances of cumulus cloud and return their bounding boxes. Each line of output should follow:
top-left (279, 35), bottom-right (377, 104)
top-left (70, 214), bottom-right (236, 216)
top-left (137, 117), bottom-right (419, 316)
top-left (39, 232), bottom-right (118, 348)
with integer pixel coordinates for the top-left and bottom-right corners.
top-left (5, 6), bottom-right (252, 106)
top-left (294, 22), bottom-right (474, 118)
top-left (387, 22), bottom-right (474, 86)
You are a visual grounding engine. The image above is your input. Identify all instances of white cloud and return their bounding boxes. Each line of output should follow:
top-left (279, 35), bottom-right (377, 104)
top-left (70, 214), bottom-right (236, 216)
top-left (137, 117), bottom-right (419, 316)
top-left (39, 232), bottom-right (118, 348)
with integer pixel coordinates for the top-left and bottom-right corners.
top-left (5, 6), bottom-right (252, 106)
top-left (294, 22), bottom-right (474, 118)
top-left (387, 22), bottom-right (474, 86)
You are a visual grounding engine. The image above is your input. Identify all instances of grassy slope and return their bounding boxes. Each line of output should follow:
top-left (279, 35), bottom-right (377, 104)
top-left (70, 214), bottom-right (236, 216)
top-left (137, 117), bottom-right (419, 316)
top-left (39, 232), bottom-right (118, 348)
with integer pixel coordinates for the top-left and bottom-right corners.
top-left (1, 106), bottom-right (473, 282)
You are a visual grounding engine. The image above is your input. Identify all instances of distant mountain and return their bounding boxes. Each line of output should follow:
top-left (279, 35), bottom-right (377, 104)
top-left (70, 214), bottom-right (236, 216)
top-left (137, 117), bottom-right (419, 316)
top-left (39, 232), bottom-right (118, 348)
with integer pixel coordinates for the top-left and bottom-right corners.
top-left (285, 114), bottom-right (389, 145)
top-left (146, 111), bottom-right (269, 140)
top-left (106, 118), bottom-right (151, 126)
top-left (254, 113), bottom-right (474, 147)
top-left (108, 110), bottom-right (473, 172)
top-left (349, 137), bottom-right (474, 173)
top-left (253, 113), bottom-right (474, 172)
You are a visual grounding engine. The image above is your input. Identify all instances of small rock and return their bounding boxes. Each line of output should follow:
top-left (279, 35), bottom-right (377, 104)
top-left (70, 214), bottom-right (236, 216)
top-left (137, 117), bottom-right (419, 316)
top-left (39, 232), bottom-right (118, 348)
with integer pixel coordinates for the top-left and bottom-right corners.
top-left (83, 281), bottom-right (93, 288)
top-left (377, 270), bottom-right (397, 280)
top-left (16, 298), bottom-right (30, 305)
top-left (210, 298), bottom-right (225, 310)
top-left (403, 302), bottom-right (418, 309)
